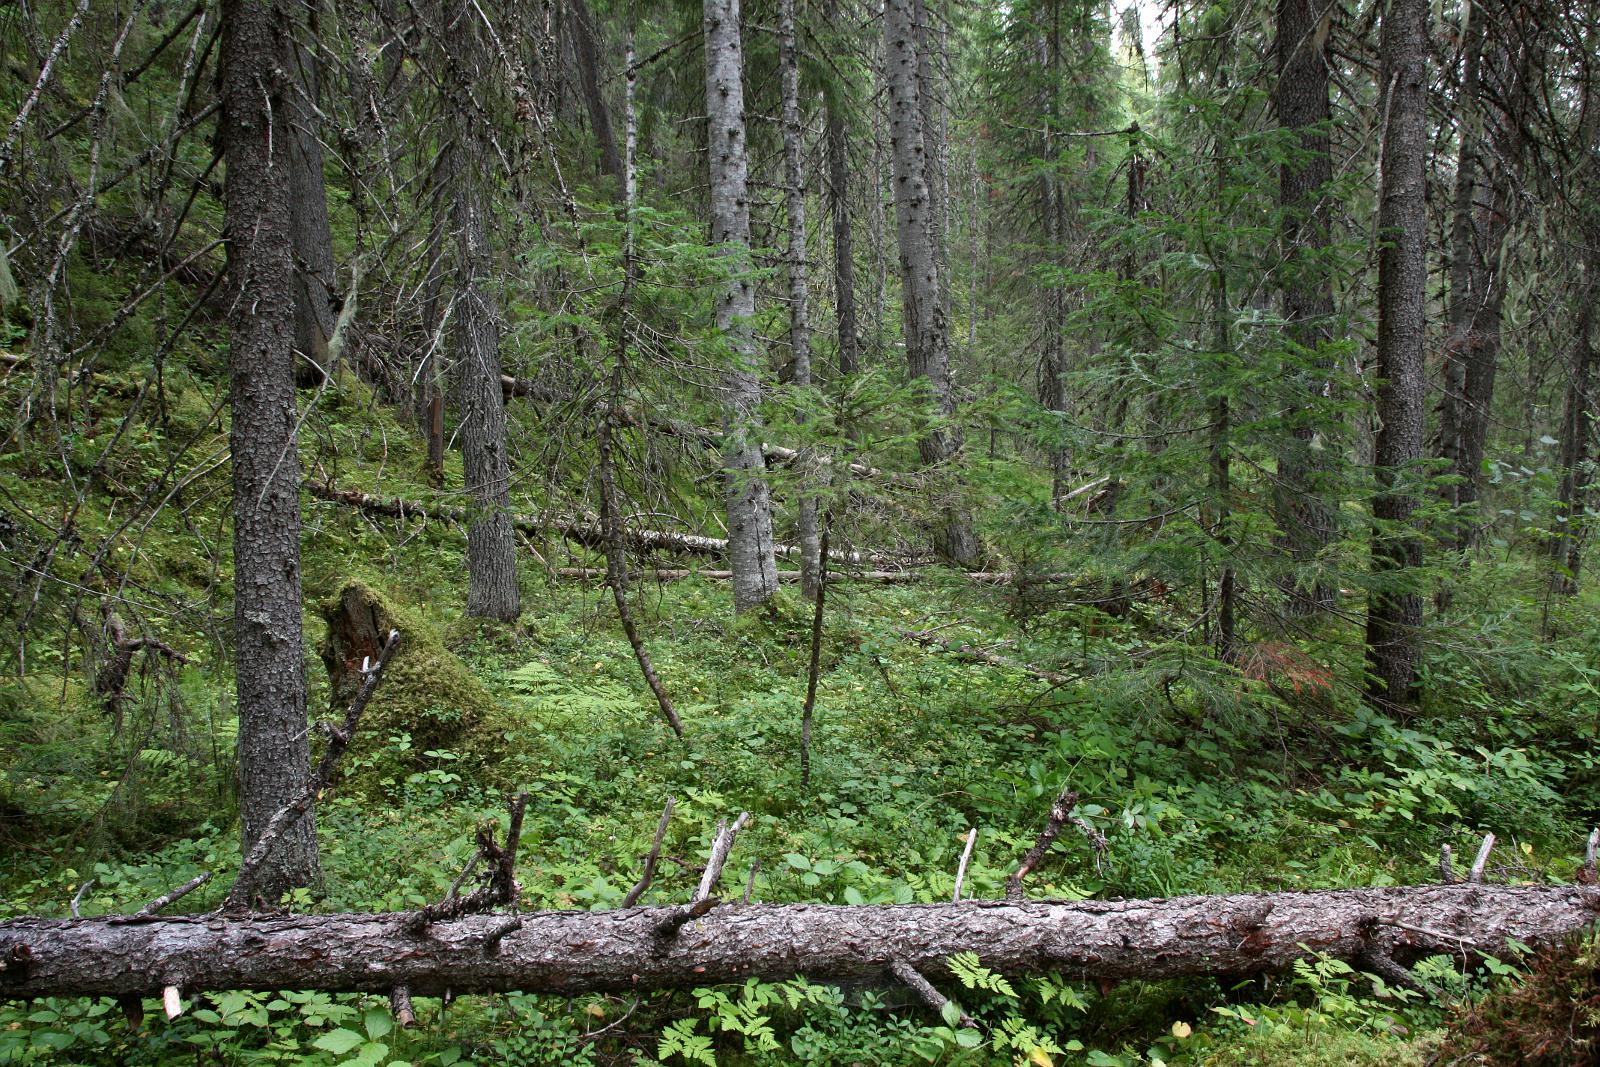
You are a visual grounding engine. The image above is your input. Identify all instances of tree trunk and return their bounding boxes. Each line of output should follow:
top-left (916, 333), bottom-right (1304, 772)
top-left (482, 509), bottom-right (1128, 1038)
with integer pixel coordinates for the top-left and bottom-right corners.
top-left (780, 0), bottom-right (822, 600)
top-left (704, 0), bottom-right (780, 612)
top-left (1549, 251), bottom-right (1597, 597)
top-left (884, 0), bottom-right (979, 566)
top-left (288, 0), bottom-right (338, 388)
top-left (1038, 23), bottom-right (1069, 506)
top-left (1435, 6), bottom-right (1518, 550)
top-left (3, 883), bottom-right (1595, 1000)
top-left (1366, 0), bottom-right (1429, 709)
top-left (1273, 0), bottom-right (1337, 611)
top-left (219, 0), bottom-right (319, 900)
top-left (567, 0), bottom-right (622, 185)
top-left (444, 7), bottom-right (520, 624)
top-left (827, 95), bottom-right (859, 381)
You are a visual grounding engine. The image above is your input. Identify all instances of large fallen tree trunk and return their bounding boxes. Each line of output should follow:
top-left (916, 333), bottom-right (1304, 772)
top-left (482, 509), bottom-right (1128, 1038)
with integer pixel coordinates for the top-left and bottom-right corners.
top-left (2, 884), bottom-right (1596, 1000)
top-left (305, 481), bottom-right (890, 565)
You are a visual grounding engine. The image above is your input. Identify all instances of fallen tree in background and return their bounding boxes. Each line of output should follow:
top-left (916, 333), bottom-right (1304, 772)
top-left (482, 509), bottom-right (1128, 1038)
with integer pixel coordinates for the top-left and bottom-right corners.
top-left (553, 567), bottom-right (1071, 585)
top-left (305, 480), bottom-right (891, 565)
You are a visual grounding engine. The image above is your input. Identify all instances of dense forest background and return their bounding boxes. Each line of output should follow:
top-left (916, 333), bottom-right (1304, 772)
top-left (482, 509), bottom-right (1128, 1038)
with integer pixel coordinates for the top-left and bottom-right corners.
top-left (1, 0), bottom-right (1599, 1061)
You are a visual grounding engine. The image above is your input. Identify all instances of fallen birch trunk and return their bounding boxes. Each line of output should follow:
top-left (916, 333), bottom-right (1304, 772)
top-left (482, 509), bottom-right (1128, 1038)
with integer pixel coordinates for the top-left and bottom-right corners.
top-left (2, 884), bottom-right (1595, 1000)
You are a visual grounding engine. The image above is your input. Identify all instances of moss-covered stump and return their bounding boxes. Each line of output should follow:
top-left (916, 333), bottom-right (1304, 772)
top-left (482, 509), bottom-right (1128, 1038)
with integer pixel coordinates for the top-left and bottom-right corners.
top-left (317, 581), bottom-right (502, 772)
top-left (1429, 933), bottom-right (1600, 1065)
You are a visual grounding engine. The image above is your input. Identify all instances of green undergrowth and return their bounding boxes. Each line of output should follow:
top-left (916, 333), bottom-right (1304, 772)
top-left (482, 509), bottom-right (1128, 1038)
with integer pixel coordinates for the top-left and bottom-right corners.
top-left (2, 376), bottom-right (1598, 1065)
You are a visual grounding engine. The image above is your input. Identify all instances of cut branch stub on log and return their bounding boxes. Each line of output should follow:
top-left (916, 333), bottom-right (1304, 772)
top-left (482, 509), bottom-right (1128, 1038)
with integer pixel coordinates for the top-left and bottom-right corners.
top-left (2, 883), bottom-right (1596, 1000)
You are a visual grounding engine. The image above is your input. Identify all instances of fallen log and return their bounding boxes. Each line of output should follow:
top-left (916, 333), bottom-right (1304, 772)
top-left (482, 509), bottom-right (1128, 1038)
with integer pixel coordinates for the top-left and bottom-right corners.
top-left (306, 480), bottom-right (890, 565)
top-left (2, 883), bottom-right (1595, 1000)
top-left (553, 567), bottom-right (1065, 585)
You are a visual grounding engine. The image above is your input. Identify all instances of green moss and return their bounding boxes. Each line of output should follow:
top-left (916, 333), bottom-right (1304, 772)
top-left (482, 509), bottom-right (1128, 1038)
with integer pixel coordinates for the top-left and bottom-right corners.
top-left (316, 580), bottom-right (509, 785)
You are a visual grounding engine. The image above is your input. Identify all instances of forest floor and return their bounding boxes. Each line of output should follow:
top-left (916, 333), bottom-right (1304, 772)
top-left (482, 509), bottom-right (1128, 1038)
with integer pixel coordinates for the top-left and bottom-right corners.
top-left (2, 371), bottom-right (1598, 1066)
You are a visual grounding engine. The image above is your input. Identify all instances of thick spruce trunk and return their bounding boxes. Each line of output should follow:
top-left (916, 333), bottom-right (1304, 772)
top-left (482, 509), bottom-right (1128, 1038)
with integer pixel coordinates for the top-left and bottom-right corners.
top-left (2, 884), bottom-right (1595, 1000)
top-left (1365, 0), bottom-right (1428, 708)
top-left (704, 0), bottom-right (780, 612)
top-left (219, 0), bottom-right (320, 899)
top-left (1273, 0), bottom-right (1338, 610)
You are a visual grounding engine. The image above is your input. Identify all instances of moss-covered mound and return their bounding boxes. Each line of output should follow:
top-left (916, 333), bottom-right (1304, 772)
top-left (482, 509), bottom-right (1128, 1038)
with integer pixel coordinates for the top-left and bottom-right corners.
top-left (1429, 933), bottom-right (1600, 1065)
top-left (317, 580), bottom-right (504, 777)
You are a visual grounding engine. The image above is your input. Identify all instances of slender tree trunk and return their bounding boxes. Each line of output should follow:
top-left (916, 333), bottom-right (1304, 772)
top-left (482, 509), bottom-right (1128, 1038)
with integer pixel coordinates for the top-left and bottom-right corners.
top-left (599, 28), bottom-right (684, 737)
top-left (288, 0), bottom-right (337, 388)
top-left (220, 0), bottom-right (319, 900)
top-left (1273, 0), bottom-right (1337, 611)
top-left (705, 0), bottom-right (779, 611)
top-left (418, 174), bottom-right (449, 484)
top-left (1549, 251), bottom-right (1598, 597)
top-left (1435, 8), bottom-right (1518, 550)
top-left (567, 0), bottom-right (622, 185)
top-left (1365, 0), bottom-right (1429, 709)
top-left (1038, 24), bottom-right (1069, 506)
top-left (884, 0), bottom-right (979, 566)
top-left (827, 96), bottom-right (858, 380)
top-left (780, 0), bottom-right (822, 600)
top-left (446, 9), bottom-right (520, 623)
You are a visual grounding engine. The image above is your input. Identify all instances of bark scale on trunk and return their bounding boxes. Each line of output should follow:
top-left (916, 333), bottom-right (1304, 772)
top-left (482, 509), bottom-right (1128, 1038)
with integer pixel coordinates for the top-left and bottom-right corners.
top-left (2, 884), bottom-right (1595, 1000)
top-left (1365, 0), bottom-right (1428, 708)
top-left (704, 0), bottom-right (780, 612)
top-left (883, 0), bottom-right (979, 567)
top-left (445, 5), bottom-right (520, 623)
top-left (219, 0), bottom-right (319, 899)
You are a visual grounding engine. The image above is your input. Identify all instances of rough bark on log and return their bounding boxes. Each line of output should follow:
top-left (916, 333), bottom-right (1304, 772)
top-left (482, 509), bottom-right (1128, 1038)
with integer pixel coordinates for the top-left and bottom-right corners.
top-left (1, 884), bottom-right (1594, 999)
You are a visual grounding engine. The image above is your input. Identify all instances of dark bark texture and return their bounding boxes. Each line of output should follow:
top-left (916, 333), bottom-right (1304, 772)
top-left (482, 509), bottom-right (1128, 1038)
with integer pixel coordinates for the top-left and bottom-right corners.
top-left (1365, 0), bottom-right (1429, 708)
top-left (445, 9), bottom-right (520, 623)
top-left (2, 884), bottom-right (1595, 1000)
top-left (220, 0), bottom-right (319, 899)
